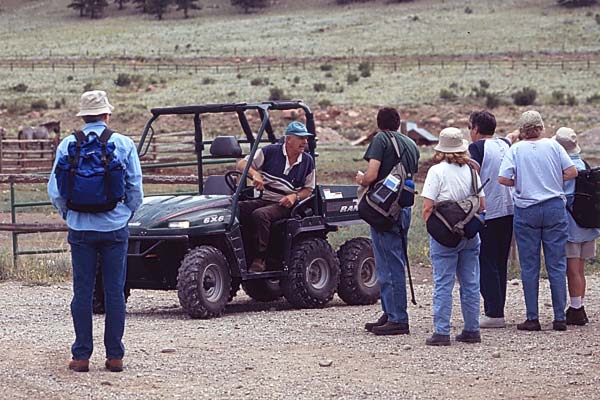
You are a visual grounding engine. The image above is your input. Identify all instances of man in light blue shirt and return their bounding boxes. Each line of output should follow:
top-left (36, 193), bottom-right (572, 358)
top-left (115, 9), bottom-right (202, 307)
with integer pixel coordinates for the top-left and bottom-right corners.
top-left (48, 90), bottom-right (143, 373)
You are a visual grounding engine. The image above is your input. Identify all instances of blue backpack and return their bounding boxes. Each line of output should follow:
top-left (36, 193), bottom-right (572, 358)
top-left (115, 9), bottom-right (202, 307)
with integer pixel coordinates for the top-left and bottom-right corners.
top-left (55, 128), bottom-right (126, 213)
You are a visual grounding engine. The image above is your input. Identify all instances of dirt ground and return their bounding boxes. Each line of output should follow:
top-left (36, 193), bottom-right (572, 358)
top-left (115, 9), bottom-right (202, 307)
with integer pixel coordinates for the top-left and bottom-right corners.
top-left (0, 275), bottom-right (598, 400)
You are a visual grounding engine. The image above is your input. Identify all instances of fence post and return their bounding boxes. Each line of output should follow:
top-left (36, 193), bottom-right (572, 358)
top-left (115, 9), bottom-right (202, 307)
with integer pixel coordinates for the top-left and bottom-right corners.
top-left (72, 62), bottom-right (75, 72)
top-left (588, 59), bottom-right (591, 69)
top-left (0, 134), bottom-right (3, 173)
top-left (31, 62), bottom-right (34, 71)
top-left (10, 178), bottom-right (18, 271)
top-left (561, 61), bottom-right (564, 70)
top-left (52, 63), bottom-right (55, 72)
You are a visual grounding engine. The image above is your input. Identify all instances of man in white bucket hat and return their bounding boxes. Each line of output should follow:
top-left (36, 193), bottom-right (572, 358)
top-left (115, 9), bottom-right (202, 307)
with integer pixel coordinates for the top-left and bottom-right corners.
top-left (48, 90), bottom-right (143, 373)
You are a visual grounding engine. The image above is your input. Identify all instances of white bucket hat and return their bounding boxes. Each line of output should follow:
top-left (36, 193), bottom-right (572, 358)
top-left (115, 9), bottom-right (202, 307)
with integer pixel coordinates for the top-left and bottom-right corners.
top-left (518, 110), bottom-right (544, 130)
top-left (553, 127), bottom-right (581, 154)
top-left (76, 90), bottom-right (114, 117)
top-left (434, 127), bottom-right (469, 153)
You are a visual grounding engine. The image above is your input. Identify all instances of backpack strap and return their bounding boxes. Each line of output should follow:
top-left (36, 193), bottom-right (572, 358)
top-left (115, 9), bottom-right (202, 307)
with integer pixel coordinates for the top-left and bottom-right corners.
top-left (68, 130), bottom-right (87, 200)
top-left (98, 128), bottom-right (115, 202)
top-left (583, 159), bottom-right (591, 171)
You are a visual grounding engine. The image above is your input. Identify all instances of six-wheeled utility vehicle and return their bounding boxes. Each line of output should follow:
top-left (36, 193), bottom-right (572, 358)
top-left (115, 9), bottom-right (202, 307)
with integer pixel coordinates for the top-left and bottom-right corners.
top-left (94, 101), bottom-right (378, 318)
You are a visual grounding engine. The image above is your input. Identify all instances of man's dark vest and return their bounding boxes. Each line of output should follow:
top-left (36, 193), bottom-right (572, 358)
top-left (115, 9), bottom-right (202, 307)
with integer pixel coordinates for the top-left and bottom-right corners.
top-left (261, 144), bottom-right (314, 189)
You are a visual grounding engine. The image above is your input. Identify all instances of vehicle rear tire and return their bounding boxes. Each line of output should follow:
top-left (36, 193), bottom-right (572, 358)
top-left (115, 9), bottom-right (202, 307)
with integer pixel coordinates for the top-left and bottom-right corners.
top-left (281, 238), bottom-right (340, 308)
top-left (177, 245), bottom-right (231, 319)
top-left (242, 279), bottom-right (283, 302)
top-left (337, 237), bottom-right (379, 305)
top-left (92, 269), bottom-right (130, 315)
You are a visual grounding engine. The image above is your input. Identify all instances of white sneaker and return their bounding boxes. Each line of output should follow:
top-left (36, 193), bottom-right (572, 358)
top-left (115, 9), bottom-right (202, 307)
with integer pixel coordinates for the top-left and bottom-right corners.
top-left (480, 316), bottom-right (506, 329)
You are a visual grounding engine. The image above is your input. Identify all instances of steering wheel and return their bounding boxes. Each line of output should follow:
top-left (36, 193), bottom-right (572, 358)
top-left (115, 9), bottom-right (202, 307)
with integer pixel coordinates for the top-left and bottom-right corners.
top-left (224, 170), bottom-right (261, 200)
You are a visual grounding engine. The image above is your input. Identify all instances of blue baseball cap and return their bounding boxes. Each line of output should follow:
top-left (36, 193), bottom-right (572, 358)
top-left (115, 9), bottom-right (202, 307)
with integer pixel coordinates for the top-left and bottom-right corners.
top-left (285, 121), bottom-right (313, 137)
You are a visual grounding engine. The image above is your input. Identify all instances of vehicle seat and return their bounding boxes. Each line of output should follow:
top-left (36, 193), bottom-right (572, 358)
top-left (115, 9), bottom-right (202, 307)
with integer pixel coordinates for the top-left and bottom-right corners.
top-left (203, 175), bottom-right (234, 195)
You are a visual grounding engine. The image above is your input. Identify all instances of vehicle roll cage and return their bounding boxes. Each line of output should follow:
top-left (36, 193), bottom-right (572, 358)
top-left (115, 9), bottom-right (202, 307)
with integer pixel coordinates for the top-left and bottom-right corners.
top-left (136, 100), bottom-right (317, 230)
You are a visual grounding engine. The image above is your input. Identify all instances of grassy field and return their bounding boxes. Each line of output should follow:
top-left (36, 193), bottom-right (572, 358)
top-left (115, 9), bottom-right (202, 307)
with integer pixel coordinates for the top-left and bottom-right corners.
top-left (1, 0), bottom-right (600, 281)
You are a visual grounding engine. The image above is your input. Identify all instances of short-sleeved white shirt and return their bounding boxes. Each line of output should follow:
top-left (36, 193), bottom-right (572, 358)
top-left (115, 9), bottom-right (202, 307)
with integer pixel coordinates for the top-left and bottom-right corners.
top-left (421, 161), bottom-right (484, 203)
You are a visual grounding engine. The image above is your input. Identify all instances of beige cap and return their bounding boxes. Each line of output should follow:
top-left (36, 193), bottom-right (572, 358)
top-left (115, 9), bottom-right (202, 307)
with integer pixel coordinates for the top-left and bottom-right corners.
top-left (434, 127), bottom-right (469, 153)
top-left (518, 110), bottom-right (544, 130)
top-left (76, 90), bottom-right (114, 117)
top-left (553, 127), bottom-right (581, 154)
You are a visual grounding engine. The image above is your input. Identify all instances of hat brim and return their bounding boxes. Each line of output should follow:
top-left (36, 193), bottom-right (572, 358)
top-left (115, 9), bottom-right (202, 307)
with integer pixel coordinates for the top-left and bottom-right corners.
top-left (434, 139), bottom-right (469, 153)
top-left (285, 131), bottom-right (313, 137)
top-left (76, 104), bottom-right (114, 117)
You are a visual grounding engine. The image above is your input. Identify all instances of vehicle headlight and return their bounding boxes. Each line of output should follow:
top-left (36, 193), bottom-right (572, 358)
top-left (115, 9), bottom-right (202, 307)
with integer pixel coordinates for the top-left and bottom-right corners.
top-left (168, 221), bottom-right (190, 229)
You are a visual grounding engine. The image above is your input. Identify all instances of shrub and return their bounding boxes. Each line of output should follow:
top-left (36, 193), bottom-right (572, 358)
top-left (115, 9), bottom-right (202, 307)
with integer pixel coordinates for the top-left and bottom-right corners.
top-left (358, 61), bottom-right (372, 78)
top-left (325, 72), bottom-right (333, 78)
top-left (12, 83), bottom-right (28, 92)
top-left (485, 93), bottom-right (501, 109)
top-left (320, 64), bottom-right (334, 71)
top-left (464, 6), bottom-right (473, 13)
top-left (7, 100), bottom-right (30, 114)
top-left (586, 93), bottom-right (600, 104)
top-left (318, 99), bottom-right (332, 108)
top-left (550, 90), bottom-right (566, 105)
top-left (346, 73), bottom-right (359, 84)
top-left (31, 99), bottom-right (48, 111)
top-left (202, 77), bottom-right (216, 85)
top-left (83, 82), bottom-right (94, 92)
top-left (293, 76), bottom-right (300, 84)
top-left (269, 87), bottom-right (287, 101)
top-left (54, 100), bottom-right (62, 109)
top-left (439, 88), bottom-right (458, 102)
top-left (567, 94), bottom-right (578, 106)
top-left (313, 83), bottom-right (327, 92)
top-left (512, 87), bottom-right (537, 106)
top-left (250, 77), bottom-right (268, 86)
top-left (66, 75), bottom-right (74, 82)
top-left (114, 73), bottom-right (133, 87)
top-left (596, 13), bottom-right (600, 24)
top-left (479, 80), bottom-right (490, 89)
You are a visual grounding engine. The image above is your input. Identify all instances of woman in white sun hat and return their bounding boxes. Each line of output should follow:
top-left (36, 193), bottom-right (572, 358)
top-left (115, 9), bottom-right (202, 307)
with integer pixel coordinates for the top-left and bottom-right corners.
top-left (554, 127), bottom-right (600, 326)
top-left (421, 127), bottom-right (486, 346)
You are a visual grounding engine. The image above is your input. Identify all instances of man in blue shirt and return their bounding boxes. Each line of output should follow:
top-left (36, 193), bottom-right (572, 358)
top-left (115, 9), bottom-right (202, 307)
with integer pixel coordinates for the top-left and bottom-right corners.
top-left (48, 90), bottom-right (143, 373)
top-left (236, 121), bottom-right (316, 273)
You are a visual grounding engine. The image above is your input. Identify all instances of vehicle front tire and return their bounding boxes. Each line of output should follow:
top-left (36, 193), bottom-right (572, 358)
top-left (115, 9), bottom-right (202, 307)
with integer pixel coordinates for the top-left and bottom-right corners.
top-left (281, 238), bottom-right (340, 308)
top-left (337, 237), bottom-right (379, 305)
top-left (177, 245), bottom-right (231, 319)
top-left (242, 279), bottom-right (283, 302)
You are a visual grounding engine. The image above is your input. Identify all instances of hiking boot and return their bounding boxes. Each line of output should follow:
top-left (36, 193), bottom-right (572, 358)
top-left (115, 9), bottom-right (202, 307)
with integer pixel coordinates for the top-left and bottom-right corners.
top-left (479, 316), bottom-right (506, 329)
top-left (566, 306), bottom-right (587, 326)
top-left (455, 330), bottom-right (481, 343)
top-left (517, 319), bottom-right (541, 331)
top-left (552, 320), bottom-right (567, 331)
top-left (105, 358), bottom-right (124, 372)
top-left (425, 333), bottom-right (451, 346)
top-left (68, 359), bottom-right (89, 372)
top-left (248, 258), bottom-right (266, 273)
top-left (371, 321), bottom-right (409, 336)
top-left (582, 306), bottom-right (589, 324)
top-left (364, 313), bottom-right (388, 332)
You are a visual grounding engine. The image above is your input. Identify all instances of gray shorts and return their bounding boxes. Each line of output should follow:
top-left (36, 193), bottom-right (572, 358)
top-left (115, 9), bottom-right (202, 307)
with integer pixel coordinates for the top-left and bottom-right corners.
top-left (566, 240), bottom-right (597, 259)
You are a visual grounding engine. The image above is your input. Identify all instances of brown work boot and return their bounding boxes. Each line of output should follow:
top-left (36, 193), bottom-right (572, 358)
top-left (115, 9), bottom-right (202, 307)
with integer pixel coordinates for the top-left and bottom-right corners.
top-left (68, 359), bottom-right (89, 372)
top-left (517, 319), bottom-right (541, 331)
top-left (249, 258), bottom-right (266, 273)
top-left (364, 313), bottom-right (388, 332)
top-left (105, 358), bottom-right (124, 372)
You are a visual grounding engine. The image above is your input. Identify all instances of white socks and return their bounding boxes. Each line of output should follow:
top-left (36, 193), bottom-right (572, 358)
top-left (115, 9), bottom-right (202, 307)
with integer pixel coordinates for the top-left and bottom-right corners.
top-left (570, 296), bottom-right (583, 309)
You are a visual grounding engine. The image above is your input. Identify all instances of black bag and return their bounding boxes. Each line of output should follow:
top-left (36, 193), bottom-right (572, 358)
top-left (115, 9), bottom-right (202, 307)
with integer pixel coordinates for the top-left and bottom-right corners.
top-left (569, 160), bottom-right (600, 228)
top-left (426, 166), bottom-right (485, 247)
top-left (358, 131), bottom-right (415, 232)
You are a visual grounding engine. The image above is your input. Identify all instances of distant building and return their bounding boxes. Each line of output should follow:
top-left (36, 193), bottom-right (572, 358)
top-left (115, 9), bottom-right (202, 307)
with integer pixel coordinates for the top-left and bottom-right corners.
top-left (403, 122), bottom-right (438, 146)
top-left (351, 121), bottom-right (438, 146)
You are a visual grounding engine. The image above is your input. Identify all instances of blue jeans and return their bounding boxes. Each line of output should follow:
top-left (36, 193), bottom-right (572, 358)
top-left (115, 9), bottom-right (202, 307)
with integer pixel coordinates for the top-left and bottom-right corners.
top-left (479, 215), bottom-right (513, 318)
top-left (370, 208), bottom-right (411, 324)
top-left (68, 227), bottom-right (129, 360)
top-left (514, 198), bottom-right (568, 321)
top-left (430, 235), bottom-right (481, 335)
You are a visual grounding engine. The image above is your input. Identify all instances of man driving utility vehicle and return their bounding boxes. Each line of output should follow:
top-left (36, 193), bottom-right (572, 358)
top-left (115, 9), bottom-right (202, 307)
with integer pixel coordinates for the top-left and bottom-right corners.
top-left (236, 121), bottom-right (316, 273)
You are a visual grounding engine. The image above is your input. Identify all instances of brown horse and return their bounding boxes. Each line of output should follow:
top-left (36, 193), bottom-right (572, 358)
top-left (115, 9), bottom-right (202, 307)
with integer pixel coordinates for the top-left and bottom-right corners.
top-left (18, 120), bottom-right (61, 158)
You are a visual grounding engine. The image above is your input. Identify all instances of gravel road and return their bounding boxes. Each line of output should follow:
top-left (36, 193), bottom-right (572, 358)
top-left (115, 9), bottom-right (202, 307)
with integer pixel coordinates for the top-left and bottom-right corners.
top-left (1, 275), bottom-right (598, 400)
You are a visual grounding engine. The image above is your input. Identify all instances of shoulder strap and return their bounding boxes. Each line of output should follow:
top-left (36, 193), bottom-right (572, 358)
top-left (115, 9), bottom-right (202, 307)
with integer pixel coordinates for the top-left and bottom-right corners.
top-left (72, 130), bottom-right (86, 146)
top-left (383, 130), bottom-right (409, 174)
top-left (583, 159), bottom-right (591, 170)
top-left (98, 127), bottom-right (114, 144)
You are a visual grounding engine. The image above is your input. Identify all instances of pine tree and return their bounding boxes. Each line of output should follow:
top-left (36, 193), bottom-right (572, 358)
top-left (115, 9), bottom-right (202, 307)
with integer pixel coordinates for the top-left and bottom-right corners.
top-left (68, 0), bottom-right (87, 17)
top-left (147, 0), bottom-right (171, 20)
top-left (175, 0), bottom-right (201, 18)
top-left (114, 0), bottom-right (130, 10)
top-left (86, 0), bottom-right (109, 19)
top-left (133, 0), bottom-right (148, 13)
top-left (231, 0), bottom-right (270, 14)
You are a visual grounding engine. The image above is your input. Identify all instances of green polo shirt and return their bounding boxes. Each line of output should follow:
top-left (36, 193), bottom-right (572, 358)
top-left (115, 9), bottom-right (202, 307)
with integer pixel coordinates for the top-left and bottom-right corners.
top-left (363, 130), bottom-right (420, 183)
